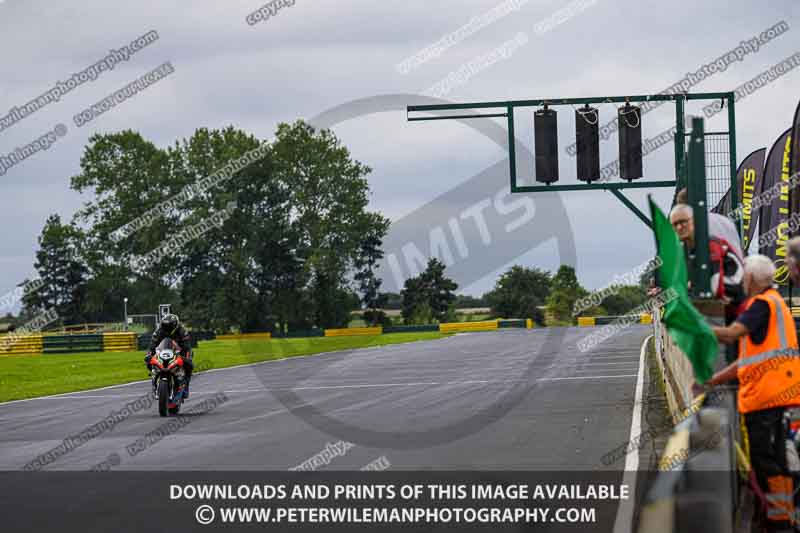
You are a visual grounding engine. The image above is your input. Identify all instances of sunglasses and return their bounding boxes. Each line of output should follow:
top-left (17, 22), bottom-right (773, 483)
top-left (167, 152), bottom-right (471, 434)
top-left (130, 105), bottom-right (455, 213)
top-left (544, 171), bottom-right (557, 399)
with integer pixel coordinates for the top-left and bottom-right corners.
top-left (671, 218), bottom-right (691, 228)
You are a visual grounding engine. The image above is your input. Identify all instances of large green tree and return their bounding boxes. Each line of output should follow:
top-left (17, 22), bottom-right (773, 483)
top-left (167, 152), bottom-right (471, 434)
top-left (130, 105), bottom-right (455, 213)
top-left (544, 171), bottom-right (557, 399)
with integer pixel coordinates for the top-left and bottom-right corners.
top-left (169, 127), bottom-right (281, 332)
top-left (354, 213), bottom-right (391, 326)
top-left (55, 121), bottom-right (388, 332)
top-left (600, 285), bottom-right (648, 316)
top-left (21, 215), bottom-right (88, 326)
top-left (380, 292), bottom-right (402, 310)
top-left (271, 121), bottom-right (389, 328)
top-left (454, 294), bottom-right (489, 308)
top-left (546, 265), bottom-right (589, 324)
top-left (401, 258), bottom-right (458, 324)
top-left (486, 265), bottom-right (551, 325)
top-left (68, 130), bottom-right (176, 323)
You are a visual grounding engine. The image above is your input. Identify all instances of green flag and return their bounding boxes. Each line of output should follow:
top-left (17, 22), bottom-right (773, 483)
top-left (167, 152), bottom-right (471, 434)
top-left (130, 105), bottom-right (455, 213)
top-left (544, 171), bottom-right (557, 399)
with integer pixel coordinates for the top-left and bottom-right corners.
top-left (648, 197), bottom-right (719, 383)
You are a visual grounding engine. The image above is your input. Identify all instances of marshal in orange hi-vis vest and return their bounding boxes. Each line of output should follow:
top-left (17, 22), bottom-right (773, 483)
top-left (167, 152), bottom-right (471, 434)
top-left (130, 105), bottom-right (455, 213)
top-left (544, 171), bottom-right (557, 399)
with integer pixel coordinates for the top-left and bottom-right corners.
top-left (738, 288), bottom-right (800, 413)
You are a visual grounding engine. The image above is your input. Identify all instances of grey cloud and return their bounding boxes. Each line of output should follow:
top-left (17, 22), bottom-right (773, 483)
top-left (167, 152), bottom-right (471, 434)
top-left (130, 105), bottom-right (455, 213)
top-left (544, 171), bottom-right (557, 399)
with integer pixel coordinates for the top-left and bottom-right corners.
top-left (0, 0), bottom-right (798, 303)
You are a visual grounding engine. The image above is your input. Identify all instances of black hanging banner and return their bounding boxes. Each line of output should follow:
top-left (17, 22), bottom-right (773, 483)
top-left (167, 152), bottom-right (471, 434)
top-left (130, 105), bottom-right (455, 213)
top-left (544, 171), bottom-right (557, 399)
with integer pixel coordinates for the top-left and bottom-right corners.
top-left (759, 128), bottom-right (793, 284)
top-left (713, 147), bottom-right (766, 253)
top-left (789, 100), bottom-right (800, 236)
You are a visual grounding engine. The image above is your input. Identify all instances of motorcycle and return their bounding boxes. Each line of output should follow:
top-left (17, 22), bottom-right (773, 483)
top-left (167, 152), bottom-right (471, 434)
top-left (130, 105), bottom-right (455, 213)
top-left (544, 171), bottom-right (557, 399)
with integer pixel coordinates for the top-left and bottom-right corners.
top-left (148, 338), bottom-right (188, 417)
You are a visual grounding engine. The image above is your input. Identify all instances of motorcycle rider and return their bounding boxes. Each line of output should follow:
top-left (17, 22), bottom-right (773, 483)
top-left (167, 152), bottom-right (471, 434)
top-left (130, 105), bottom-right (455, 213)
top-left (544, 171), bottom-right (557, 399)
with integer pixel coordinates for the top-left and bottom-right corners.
top-left (144, 314), bottom-right (194, 397)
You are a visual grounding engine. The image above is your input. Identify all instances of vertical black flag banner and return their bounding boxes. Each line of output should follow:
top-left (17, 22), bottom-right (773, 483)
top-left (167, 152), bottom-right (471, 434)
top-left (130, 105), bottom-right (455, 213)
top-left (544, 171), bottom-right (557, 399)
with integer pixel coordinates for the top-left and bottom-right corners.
top-left (759, 127), bottom-right (793, 284)
top-left (712, 148), bottom-right (766, 252)
top-left (735, 148), bottom-right (767, 252)
top-left (790, 100), bottom-right (800, 236)
top-left (712, 189), bottom-right (731, 215)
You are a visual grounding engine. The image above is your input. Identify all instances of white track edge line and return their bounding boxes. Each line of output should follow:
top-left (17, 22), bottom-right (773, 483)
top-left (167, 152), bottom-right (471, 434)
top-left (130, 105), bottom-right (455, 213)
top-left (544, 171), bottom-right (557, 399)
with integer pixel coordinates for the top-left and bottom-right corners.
top-left (612, 333), bottom-right (651, 533)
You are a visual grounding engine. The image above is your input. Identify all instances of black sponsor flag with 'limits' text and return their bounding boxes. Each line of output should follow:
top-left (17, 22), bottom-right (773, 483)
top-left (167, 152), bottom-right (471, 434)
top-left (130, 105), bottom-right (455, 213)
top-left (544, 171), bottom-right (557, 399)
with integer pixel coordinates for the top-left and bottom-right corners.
top-left (712, 147), bottom-right (766, 252)
top-left (759, 127), bottom-right (793, 284)
top-left (789, 99), bottom-right (800, 237)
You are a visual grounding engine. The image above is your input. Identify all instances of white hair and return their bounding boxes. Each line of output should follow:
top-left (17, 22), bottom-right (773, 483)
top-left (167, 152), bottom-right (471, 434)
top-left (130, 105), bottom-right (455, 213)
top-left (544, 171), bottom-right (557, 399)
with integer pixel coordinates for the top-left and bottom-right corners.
top-left (669, 204), bottom-right (693, 219)
top-left (788, 236), bottom-right (800, 257)
top-left (744, 254), bottom-right (776, 288)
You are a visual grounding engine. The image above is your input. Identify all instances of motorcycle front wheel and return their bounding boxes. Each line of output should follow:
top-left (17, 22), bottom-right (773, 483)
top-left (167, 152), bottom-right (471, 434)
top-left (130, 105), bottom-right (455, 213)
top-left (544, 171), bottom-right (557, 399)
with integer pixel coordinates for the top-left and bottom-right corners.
top-left (157, 379), bottom-right (169, 417)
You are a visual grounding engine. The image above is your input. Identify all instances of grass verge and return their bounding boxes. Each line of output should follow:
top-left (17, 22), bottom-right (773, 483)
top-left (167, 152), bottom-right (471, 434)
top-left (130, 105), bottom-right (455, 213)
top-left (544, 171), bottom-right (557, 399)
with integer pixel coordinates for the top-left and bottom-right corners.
top-left (0, 331), bottom-right (449, 403)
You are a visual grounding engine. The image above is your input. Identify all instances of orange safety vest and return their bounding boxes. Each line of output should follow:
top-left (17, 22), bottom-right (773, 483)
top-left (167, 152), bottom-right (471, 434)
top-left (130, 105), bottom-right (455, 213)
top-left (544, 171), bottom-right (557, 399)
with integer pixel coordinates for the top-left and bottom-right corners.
top-left (737, 288), bottom-right (800, 413)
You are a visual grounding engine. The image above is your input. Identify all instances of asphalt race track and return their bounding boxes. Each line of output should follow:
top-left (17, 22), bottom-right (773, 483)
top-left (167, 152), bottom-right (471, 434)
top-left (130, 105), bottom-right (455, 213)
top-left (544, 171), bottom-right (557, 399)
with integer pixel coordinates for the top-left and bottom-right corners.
top-left (0, 326), bottom-right (651, 472)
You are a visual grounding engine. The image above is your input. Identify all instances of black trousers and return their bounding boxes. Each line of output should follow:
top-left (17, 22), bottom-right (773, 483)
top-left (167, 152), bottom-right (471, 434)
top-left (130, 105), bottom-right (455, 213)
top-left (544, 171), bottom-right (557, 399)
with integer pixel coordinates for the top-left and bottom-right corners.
top-left (746, 407), bottom-right (788, 480)
top-left (746, 407), bottom-right (792, 528)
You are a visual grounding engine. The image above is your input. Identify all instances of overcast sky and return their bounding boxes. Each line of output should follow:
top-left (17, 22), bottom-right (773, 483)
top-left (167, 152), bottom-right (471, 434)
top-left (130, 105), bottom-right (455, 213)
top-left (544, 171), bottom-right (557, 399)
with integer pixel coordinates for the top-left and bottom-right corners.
top-left (1, 0), bottom-right (799, 308)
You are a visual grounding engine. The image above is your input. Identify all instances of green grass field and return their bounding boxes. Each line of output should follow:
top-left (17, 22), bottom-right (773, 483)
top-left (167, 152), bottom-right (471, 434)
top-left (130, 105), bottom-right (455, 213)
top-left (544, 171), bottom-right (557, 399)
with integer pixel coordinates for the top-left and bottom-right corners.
top-left (0, 331), bottom-right (449, 403)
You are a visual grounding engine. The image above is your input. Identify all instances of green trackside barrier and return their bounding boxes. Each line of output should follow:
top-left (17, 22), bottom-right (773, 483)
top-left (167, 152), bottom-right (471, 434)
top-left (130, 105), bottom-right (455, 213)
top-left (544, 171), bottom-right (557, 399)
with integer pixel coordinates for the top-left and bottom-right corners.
top-left (192, 331), bottom-right (216, 342)
top-left (271, 329), bottom-right (325, 339)
top-left (497, 319), bottom-right (526, 328)
top-left (580, 314), bottom-right (652, 326)
top-left (42, 334), bottom-right (104, 354)
top-left (137, 335), bottom-right (149, 351)
top-left (382, 324), bottom-right (440, 334)
top-left (217, 333), bottom-right (272, 340)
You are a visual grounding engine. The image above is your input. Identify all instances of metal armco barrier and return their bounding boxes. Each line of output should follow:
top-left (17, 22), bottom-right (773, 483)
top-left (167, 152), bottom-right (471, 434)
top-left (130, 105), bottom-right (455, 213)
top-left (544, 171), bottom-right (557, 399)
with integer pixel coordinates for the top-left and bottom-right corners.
top-left (577, 314), bottom-right (653, 327)
top-left (637, 390), bottom-right (738, 533)
top-left (644, 303), bottom-right (742, 532)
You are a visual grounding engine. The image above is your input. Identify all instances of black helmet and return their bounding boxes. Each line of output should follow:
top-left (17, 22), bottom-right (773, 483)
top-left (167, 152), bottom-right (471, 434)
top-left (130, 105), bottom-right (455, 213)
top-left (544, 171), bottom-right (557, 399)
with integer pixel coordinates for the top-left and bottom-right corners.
top-left (160, 313), bottom-right (179, 334)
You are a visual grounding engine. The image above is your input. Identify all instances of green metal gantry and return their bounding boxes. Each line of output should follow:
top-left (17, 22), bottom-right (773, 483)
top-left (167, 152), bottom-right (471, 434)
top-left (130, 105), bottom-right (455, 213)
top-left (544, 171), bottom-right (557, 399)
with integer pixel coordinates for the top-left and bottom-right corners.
top-left (408, 91), bottom-right (739, 299)
top-left (408, 91), bottom-right (737, 226)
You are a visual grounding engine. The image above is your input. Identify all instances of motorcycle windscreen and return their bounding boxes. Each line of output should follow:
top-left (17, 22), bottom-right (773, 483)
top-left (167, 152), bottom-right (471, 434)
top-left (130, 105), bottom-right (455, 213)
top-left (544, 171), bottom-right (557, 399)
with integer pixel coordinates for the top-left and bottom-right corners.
top-left (156, 338), bottom-right (176, 351)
